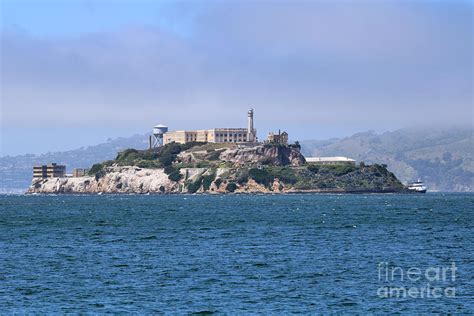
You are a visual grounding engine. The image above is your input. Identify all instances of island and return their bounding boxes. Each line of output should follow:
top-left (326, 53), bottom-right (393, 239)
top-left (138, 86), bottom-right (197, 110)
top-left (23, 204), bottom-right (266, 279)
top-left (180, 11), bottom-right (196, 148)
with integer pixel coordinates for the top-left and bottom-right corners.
top-left (28, 142), bottom-right (410, 194)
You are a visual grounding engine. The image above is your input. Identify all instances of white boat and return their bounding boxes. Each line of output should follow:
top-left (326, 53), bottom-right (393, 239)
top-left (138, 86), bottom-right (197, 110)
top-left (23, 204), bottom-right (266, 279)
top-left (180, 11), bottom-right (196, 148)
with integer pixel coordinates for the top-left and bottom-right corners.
top-left (407, 180), bottom-right (427, 193)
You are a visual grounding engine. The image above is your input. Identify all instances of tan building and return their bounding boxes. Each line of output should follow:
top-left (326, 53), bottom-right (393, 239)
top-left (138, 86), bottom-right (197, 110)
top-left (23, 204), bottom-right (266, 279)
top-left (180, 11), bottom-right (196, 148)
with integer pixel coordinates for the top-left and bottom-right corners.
top-left (267, 130), bottom-right (288, 145)
top-left (163, 109), bottom-right (257, 145)
top-left (33, 163), bottom-right (66, 178)
top-left (72, 168), bottom-right (88, 177)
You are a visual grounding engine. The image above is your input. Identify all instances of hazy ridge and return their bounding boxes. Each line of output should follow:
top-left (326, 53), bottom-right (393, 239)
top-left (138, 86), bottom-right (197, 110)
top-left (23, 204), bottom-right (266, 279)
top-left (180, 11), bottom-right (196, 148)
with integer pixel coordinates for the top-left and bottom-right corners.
top-left (300, 127), bottom-right (473, 192)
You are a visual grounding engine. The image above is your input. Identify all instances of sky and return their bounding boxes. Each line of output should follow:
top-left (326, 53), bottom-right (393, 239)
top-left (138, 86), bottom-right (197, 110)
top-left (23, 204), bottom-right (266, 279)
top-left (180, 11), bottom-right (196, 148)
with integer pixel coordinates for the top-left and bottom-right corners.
top-left (0, 0), bottom-right (472, 156)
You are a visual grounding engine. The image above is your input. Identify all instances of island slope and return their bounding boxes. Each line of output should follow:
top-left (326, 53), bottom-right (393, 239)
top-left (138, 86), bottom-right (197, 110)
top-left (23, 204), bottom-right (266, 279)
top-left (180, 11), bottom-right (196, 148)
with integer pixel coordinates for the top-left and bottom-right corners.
top-left (28, 142), bottom-right (407, 194)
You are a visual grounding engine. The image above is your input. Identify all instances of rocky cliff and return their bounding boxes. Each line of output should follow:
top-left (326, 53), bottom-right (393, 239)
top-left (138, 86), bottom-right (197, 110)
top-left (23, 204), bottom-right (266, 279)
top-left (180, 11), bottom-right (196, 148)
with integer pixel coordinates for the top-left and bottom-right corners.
top-left (28, 143), bottom-right (408, 194)
top-left (217, 145), bottom-right (306, 166)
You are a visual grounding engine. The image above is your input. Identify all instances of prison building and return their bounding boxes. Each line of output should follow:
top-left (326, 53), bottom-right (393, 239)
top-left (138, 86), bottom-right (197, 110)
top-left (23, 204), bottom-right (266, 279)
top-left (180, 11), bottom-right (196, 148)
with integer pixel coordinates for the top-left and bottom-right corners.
top-left (33, 163), bottom-right (66, 178)
top-left (163, 128), bottom-right (252, 144)
top-left (163, 109), bottom-right (257, 145)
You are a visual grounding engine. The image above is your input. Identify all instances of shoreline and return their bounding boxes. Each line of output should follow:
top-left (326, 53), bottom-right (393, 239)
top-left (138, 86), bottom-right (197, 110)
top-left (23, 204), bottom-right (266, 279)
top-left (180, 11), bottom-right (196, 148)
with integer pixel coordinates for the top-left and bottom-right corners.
top-left (25, 189), bottom-right (417, 195)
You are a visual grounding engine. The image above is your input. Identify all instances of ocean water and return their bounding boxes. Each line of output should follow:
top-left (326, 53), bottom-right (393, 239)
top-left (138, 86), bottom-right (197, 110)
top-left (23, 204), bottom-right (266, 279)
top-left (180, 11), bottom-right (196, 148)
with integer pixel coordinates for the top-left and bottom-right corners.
top-left (0, 193), bottom-right (473, 313)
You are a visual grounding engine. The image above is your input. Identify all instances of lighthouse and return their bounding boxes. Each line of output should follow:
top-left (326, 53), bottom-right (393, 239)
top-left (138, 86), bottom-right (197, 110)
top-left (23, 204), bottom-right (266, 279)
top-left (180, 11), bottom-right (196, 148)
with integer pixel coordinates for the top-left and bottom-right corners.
top-left (247, 108), bottom-right (255, 142)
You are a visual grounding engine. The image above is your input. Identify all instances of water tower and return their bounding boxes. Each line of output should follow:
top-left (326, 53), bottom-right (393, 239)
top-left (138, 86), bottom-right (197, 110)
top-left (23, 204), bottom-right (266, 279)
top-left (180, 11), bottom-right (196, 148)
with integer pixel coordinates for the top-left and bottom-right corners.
top-left (149, 124), bottom-right (168, 149)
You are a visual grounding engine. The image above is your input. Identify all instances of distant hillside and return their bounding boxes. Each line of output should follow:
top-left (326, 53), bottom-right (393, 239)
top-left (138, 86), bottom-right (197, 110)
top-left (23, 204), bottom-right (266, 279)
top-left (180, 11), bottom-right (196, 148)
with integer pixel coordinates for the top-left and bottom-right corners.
top-left (0, 134), bottom-right (148, 193)
top-left (300, 127), bottom-right (473, 192)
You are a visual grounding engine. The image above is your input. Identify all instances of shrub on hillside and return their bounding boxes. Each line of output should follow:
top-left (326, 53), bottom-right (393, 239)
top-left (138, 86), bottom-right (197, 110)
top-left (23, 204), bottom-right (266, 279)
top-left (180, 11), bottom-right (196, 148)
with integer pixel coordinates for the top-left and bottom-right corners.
top-left (88, 160), bottom-right (114, 177)
top-left (314, 164), bottom-right (357, 176)
top-left (115, 148), bottom-right (160, 166)
top-left (226, 182), bottom-right (237, 192)
top-left (249, 168), bottom-right (274, 186)
top-left (235, 169), bottom-right (249, 184)
top-left (164, 165), bottom-right (178, 175)
top-left (271, 167), bottom-right (298, 184)
top-left (168, 170), bottom-right (182, 182)
top-left (186, 177), bottom-right (202, 193)
top-left (89, 163), bottom-right (103, 175)
top-left (325, 164), bottom-right (357, 176)
top-left (136, 160), bottom-right (160, 168)
top-left (307, 164), bottom-right (320, 173)
top-left (202, 173), bottom-right (216, 191)
top-left (116, 148), bottom-right (139, 160)
top-left (158, 151), bottom-right (174, 167)
top-left (214, 178), bottom-right (223, 189)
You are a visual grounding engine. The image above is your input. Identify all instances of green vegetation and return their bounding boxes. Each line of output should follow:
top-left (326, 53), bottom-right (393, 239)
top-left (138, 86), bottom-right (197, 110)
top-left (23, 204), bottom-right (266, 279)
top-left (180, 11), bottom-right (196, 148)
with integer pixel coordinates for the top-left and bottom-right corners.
top-left (318, 164), bottom-right (357, 176)
top-left (235, 169), bottom-right (249, 184)
top-left (164, 165), bottom-right (177, 175)
top-left (226, 182), bottom-right (237, 192)
top-left (112, 142), bottom-right (207, 168)
top-left (88, 160), bottom-right (114, 179)
top-left (290, 163), bottom-right (404, 191)
top-left (202, 173), bottom-right (216, 191)
top-left (89, 163), bottom-right (104, 175)
top-left (307, 164), bottom-right (320, 173)
top-left (157, 143), bottom-right (181, 166)
top-left (163, 165), bottom-right (182, 182)
top-left (268, 166), bottom-right (298, 184)
top-left (168, 170), bottom-right (182, 182)
top-left (307, 163), bottom-right (357, 176)
top-left (248, 168), bottom-right (274, 186)
top-left (186, 176), bottom-right (203, 193)
top-left (115, 149), bottom-right (159, 166)
top-left (136, 160), bottom-right (161, 168)
top-left (214, 178), bottom-right (223, 189)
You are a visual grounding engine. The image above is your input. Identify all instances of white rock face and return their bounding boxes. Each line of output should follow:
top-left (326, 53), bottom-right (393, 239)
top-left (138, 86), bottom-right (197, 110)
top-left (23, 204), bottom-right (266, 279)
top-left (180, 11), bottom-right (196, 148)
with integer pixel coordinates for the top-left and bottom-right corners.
top-left (27, 166), bottom-right (283, 194)
top-left (219, 145), bottom-right (305, 166)
top-left (29, 167), bottom-right (180, 194)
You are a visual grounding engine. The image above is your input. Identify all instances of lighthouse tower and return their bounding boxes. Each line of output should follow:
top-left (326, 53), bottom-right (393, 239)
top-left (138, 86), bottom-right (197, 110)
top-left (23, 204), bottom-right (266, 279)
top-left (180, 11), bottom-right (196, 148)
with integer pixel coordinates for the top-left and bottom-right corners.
top-left (247, 108), bottom-right (255, 142)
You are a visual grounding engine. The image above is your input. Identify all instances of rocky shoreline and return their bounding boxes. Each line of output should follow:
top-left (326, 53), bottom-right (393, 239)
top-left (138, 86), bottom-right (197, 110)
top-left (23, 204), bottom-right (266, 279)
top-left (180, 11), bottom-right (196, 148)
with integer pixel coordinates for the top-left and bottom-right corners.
top-left (28, 166), bottom-right (409, 194)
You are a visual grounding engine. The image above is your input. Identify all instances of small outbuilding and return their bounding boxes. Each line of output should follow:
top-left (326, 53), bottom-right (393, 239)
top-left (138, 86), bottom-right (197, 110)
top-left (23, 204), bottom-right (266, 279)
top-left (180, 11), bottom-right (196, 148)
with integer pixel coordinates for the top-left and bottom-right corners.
top-left (305, 157), bottom-right (356, 165)
top-left (267, 130), bottom-right (288, 145)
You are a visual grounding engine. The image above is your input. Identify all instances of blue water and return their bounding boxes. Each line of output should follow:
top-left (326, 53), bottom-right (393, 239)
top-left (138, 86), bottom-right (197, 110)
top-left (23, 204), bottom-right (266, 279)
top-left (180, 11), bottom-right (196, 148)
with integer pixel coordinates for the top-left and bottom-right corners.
top-left (0, 193), bottom-right (473, 313)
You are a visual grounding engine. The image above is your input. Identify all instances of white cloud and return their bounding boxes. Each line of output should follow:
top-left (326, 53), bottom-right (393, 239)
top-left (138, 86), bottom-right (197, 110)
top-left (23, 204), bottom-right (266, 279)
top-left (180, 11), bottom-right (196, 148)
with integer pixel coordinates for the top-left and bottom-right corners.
top-left (1, 1), bottom-right (472, 154)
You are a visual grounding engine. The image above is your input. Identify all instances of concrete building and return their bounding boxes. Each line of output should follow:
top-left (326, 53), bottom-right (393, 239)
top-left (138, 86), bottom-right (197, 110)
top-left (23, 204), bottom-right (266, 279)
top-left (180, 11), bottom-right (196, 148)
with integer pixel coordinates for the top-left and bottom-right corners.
top-left (267, 130), bottom-right (288, 145)
top-left (163, 109), bottom-right (257, 145)
top-left (33, 163), bottom-right (66, 178)
top-left (306, 157), bottom-right (356, 165)
top-left (72, 168), bottom-right (88, 177)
